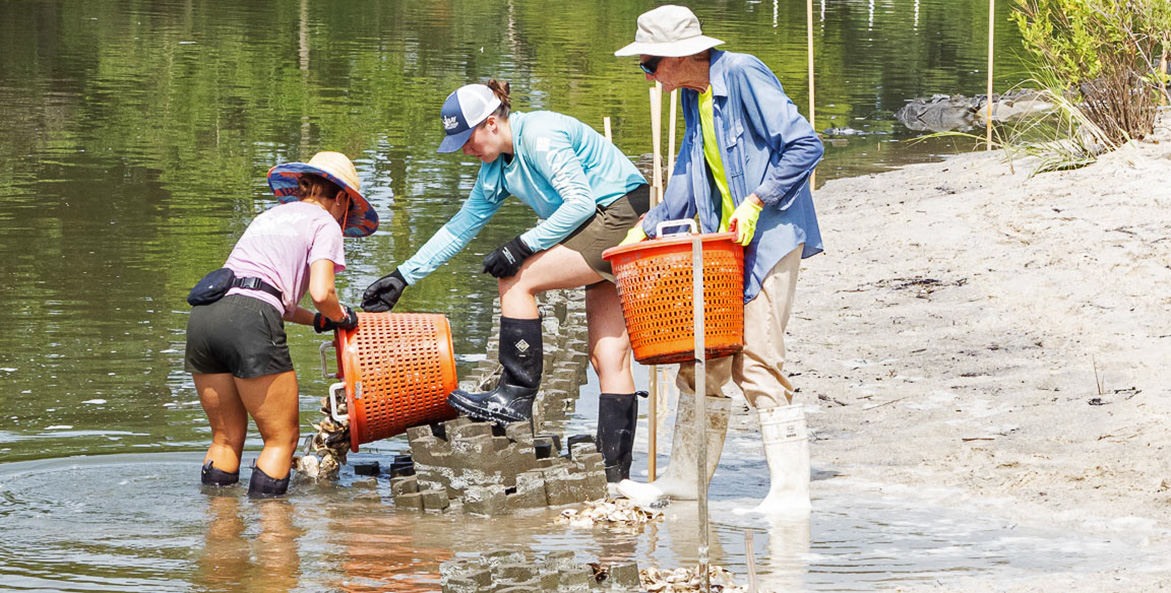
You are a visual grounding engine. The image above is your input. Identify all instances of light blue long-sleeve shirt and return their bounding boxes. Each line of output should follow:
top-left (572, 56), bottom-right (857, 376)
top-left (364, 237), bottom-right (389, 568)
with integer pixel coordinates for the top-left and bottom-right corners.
top-left (399, 111), bottom-right (646, 284)
top-left (641, 50), bottom-right (824, 302)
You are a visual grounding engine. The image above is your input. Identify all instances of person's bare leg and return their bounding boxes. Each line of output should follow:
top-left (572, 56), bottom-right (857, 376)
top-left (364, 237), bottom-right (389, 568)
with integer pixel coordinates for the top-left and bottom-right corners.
top-left (236, 371), bottom-right (300, 479)
top-left (585, 281), bottom-right (635, 393)
top-left (497, 245), bottom-right (606, 319)
top-left (196, 373), bottom-right (248, 474)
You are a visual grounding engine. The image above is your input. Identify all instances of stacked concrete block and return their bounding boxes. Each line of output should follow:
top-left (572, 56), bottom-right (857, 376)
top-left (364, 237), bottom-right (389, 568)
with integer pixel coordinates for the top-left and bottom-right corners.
top-left (441, 552), bottom-right (643, 593)
top-left (392, 415), bottom-right (607, 514)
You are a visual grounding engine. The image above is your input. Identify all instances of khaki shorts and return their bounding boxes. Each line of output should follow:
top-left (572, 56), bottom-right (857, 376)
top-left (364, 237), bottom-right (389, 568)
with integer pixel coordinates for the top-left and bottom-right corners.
top-left (560, 185), bottom-right (650, 282)
top-left (185, 294), bottom-right (294, 378)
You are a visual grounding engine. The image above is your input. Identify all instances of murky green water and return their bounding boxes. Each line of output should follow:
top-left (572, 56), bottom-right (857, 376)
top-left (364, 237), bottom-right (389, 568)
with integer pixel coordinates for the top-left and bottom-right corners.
top-left (0, 0), bottom-right (1027, 462)
top-left (7, 0), bottom-right (1137, 591)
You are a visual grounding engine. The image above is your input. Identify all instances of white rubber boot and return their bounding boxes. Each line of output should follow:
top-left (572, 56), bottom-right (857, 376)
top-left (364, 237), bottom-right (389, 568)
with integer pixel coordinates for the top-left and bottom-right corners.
top-left (736, 404), bottom-right (811, 515)
top-left (616, 394), bottom-right (731, 505)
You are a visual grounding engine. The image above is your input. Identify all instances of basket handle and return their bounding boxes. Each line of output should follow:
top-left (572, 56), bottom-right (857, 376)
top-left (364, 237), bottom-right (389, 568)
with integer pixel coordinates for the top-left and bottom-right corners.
top-left (655, 218), bottom-right (698, 237)
top-left (327, 382), bottom-right (349, 423)
top-left (319, 341), bottom-right (338, 380)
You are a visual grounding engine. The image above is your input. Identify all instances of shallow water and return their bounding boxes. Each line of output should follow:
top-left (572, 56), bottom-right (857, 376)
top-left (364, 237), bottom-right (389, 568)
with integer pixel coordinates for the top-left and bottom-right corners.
top-left (2, 442), bottom-right (1159, 592)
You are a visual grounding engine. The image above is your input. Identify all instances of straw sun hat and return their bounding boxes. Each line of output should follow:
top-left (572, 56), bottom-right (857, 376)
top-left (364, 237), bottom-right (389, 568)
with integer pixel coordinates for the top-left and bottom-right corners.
top-left (614, 5), bottom-right (724, 58)
top-left (267, 151), bottom-right (379, 238)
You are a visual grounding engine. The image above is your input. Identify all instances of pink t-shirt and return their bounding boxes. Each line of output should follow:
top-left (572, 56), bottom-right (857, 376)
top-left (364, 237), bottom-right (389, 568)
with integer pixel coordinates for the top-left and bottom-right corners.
top-left (224, 200), bottom-right (345, 316)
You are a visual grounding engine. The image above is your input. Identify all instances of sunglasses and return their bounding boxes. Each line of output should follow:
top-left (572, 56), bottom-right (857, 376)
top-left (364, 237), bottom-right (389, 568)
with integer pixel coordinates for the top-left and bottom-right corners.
top-left (639, 56), bottom-right (664, 75)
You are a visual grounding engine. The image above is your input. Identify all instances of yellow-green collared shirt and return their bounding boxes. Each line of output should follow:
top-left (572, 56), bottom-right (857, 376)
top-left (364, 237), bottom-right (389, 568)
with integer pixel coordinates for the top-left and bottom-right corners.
top-left (699, 85), bottom-right (735, 231)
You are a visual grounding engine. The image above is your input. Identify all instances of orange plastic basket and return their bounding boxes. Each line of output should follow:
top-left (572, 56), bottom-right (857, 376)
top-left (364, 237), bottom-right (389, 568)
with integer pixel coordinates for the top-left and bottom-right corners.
top-left (328, 312), bottom-right (458, 452)
top-left (602, 225), bottom-right (745, 365)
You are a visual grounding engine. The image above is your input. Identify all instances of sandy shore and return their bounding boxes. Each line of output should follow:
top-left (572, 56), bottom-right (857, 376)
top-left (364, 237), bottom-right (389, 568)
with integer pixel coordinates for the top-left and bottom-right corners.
top-left (786, 114), bottom-right (1171, 590)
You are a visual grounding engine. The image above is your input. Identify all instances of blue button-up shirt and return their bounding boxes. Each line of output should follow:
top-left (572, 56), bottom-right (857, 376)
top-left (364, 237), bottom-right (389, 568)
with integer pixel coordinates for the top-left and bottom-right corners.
top-left (641, 50), bottom-right (824, 302)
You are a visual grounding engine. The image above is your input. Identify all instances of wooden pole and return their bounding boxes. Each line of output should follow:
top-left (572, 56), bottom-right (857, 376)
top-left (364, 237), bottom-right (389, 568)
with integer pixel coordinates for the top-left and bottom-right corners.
top-left (806, 0), bottom-right (817, 188)
top-left (648, 82), bottom-right (664, 482)
top-left (986, 0), bottom-right (995, 150)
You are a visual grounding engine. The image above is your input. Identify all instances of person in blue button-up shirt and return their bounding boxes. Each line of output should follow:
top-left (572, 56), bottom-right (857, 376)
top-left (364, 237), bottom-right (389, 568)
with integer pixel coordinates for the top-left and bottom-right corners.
top-left (362, 80), bottom-right (651, 484)
top-left (613, 5), bottom-right (823, 516)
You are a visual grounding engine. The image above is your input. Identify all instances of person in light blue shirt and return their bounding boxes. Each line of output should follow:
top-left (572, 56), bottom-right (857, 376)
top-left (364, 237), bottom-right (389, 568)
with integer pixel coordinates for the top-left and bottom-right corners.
top-left (613, 5), bottom-right (823, 515)
top-left (362, 80), bottom-right (650, 483)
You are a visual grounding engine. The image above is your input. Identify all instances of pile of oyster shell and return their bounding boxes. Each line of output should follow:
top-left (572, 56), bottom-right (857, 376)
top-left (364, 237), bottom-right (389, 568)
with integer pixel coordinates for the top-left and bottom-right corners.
top-left (640, 565), bottom-right (748, 593)
top-left (557, 498), bottom-right (663, 528)
top-left (293, 396), bottom-right (350, 481)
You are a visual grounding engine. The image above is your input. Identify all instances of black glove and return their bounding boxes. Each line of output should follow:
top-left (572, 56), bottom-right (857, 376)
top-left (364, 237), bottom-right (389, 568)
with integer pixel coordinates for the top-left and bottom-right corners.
top-left (314, 305), bottom-right (358, 333)
top-left (361, 268), bottom-right (408, 312)
top-left (482, 236), bottom-right (534, 279)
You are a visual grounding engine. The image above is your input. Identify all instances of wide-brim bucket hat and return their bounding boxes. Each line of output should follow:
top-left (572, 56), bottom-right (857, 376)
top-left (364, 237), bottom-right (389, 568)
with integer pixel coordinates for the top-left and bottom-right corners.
top-left (267, 151), bottom-right (379, 238)
top-left (614, 5), bottom-right (724, 58)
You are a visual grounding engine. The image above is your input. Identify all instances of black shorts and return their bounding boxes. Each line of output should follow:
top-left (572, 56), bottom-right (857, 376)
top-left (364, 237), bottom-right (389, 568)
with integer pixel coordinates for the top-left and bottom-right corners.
top-left (561, 184), bottom-right (651, 282)
top-left (184, 294), bottom-right (295, 378)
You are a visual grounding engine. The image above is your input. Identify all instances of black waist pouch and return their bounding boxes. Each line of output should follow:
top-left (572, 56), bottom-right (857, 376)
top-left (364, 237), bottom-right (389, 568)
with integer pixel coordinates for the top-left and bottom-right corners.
top-left (187, 268), bottom-right (238, 306)
top-left (187, 268), bottom-right (282, 307)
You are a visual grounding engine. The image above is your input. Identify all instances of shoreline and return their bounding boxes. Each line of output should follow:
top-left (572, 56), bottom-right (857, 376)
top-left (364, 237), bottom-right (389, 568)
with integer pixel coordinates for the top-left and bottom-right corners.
top-left (791, 114), bottom-right (1171, 589)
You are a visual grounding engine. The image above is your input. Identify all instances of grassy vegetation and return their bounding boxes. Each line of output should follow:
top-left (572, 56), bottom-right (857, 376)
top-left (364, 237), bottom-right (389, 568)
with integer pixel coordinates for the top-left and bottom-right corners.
top-left (998, 0), bottom-right (1171, 172)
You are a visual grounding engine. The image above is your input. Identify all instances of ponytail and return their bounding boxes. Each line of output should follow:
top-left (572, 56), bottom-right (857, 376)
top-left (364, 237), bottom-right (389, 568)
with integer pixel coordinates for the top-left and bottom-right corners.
top-left (486, 79), bottom-right (511, 119)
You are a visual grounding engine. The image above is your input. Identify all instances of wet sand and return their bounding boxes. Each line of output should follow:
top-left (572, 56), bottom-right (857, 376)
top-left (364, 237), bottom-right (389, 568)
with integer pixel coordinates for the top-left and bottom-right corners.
top-left (791, 114), bottom-right (1171, 590)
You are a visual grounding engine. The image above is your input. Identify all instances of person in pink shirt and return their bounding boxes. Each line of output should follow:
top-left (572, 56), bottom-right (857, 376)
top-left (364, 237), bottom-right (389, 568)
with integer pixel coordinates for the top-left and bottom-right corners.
top-left (185, 151), bottom-right (378, 498)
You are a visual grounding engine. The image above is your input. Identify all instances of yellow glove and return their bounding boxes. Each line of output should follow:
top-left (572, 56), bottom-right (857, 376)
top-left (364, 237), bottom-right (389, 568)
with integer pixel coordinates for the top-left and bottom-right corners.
top-left (618, 224), bottom-right (647, 246)
top-left (728, 198), bottom-right (763, 246)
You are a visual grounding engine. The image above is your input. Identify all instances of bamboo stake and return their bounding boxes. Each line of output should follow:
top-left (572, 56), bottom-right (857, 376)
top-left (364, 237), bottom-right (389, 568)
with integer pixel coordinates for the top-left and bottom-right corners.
top-left (806, 0), bottom-right (817, 188)
top-left (648, 82), bottom-right (664, 482)
top-left (986, 0), bottom-right (995, 150)
top-left (692, 235), bottom-right (709, 593)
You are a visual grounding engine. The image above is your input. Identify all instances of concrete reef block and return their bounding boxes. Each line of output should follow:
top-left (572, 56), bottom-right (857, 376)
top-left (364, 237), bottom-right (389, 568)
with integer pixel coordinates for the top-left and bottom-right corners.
top-left (450, 419), bottom-right (494, 441)
top-left (440, 576), bottom-right (477, 593)
top-left (451, 433), bottom-right (493, 458)
top-left (542, 551), bottom-right (575, 572)
top-left (463, 484), bottom-right (508, 516)
top-left (584, 470), bottom-right (608, 501)
top-left (506, 471), bottom-right (548, 510)
top-left (504, 421), bottom-right (534, 445)
top-left (390, 454), bottom-right (415, 477)
top-left (494, 562), bottom-right (538, 583)
top-left (394, 491), bottom-right (423, 511)
top-left (390, 475), bottom-right (419, 497)
top-left (352, 461), bottom-right (380, 476)
top-left (439, 512), bottom-right (646, 590)
top-left (439, 562), bottom-right (495, 593)
top-left (574, 452), bottom-right (604, 474)
top-left (606, 562), bottom-right (640, 590)
top-left (546, 472), bottom-right (590, 506)
top-left (559, 565), bottom-right (596, 591)
top-left (481, 550), bottom-right (527, 570)
top-left (421, 488), bottom-right (450, 511)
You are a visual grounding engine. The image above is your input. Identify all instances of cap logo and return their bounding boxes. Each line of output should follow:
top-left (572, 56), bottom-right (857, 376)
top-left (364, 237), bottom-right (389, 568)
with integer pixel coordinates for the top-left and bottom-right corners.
top-left (443, 115), bottom-right (460, 131)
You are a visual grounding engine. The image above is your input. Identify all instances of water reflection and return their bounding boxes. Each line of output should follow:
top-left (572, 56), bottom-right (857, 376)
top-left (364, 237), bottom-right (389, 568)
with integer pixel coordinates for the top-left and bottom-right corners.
top-left (3, 452), bottom-right (1159, 592)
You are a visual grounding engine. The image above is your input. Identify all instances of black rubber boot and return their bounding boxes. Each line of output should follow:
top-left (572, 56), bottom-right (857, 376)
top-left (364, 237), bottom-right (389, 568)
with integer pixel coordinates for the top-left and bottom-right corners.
top-left (448, 317), bottom-right (543, 424)
top-left (597, 392), bottom-right (640, 483)
top-left (247, 466), bottom-right (290, 499)
top-left (201, 461), bottom-right (239, 487)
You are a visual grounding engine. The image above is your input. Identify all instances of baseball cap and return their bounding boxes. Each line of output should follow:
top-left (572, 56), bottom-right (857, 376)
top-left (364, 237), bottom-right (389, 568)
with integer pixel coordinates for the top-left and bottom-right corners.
top-left (437, 84), bottom-right (503, 153)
